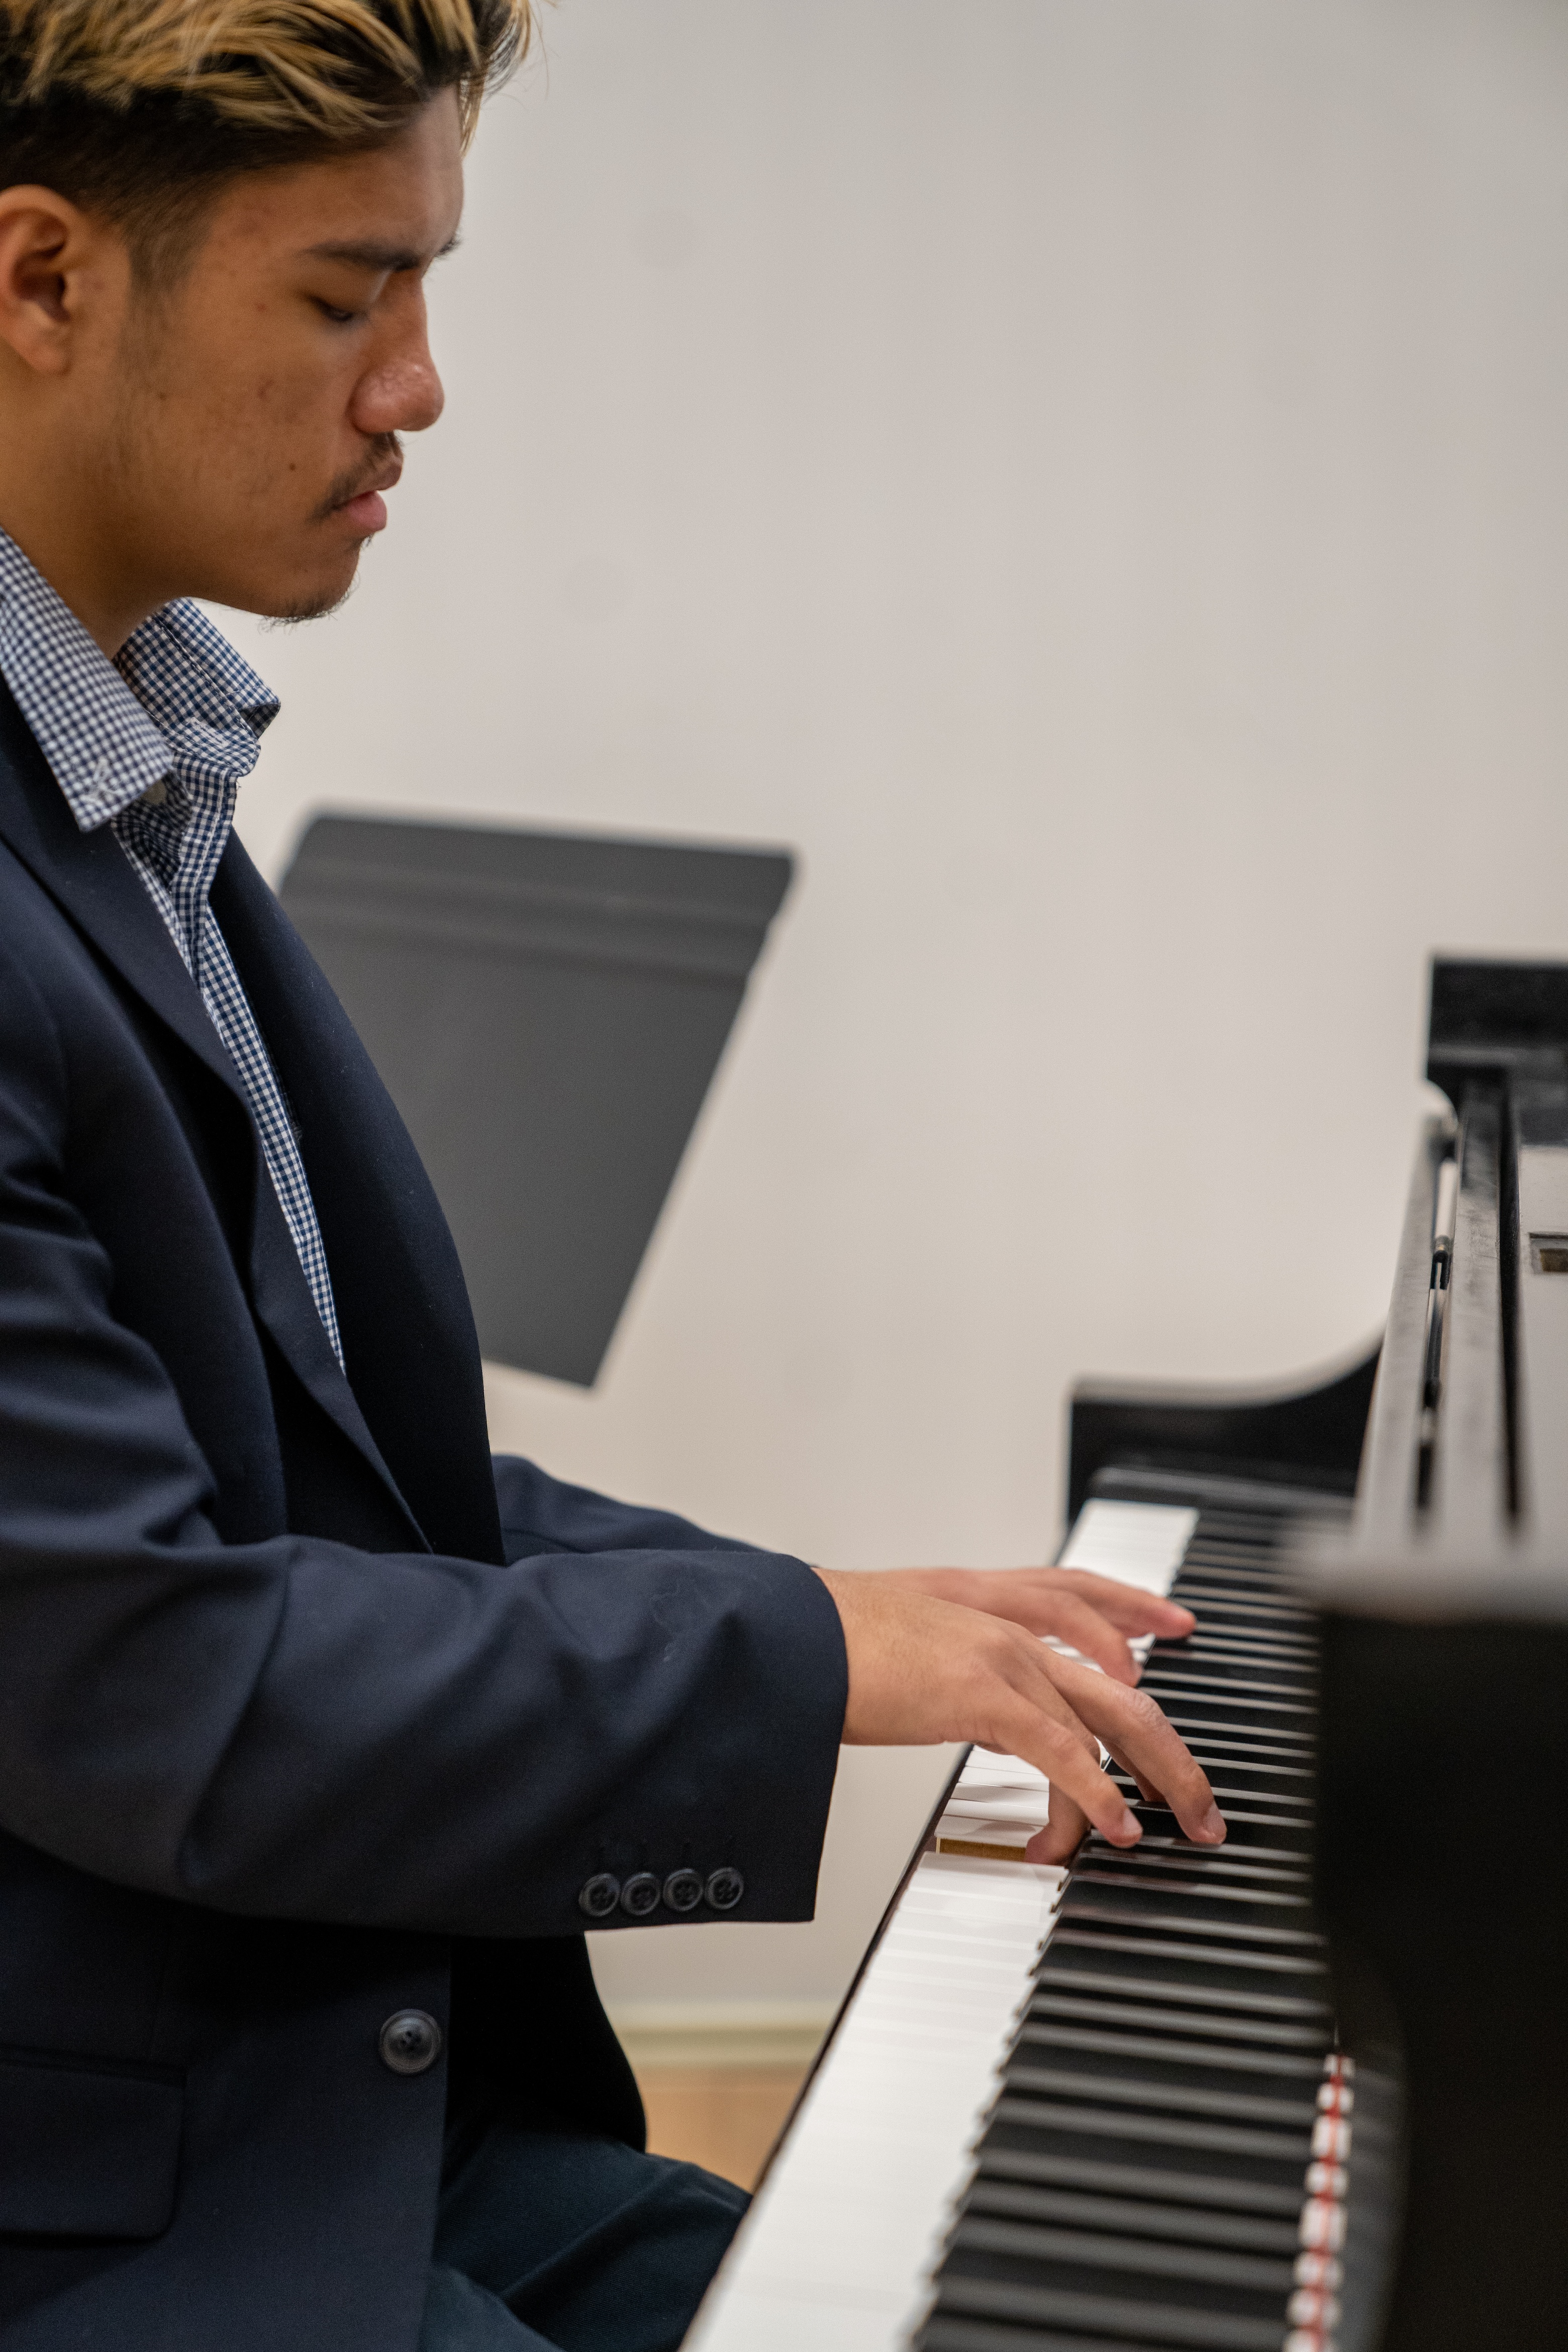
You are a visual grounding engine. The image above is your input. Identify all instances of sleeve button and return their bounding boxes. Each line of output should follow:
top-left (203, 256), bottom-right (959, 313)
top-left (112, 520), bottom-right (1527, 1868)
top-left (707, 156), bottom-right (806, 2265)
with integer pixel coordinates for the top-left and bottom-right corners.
top-left (705, 1867), bottom-right (745, 1912)
top-left (578, 1873), bottom-right (622, 1921)
top-left (620, 1872), bottom-right (662, 1919)
top-left (378, 2010), bottom-right (443, 2076)
top-left (663, 1868), bottom-right (704, 1914)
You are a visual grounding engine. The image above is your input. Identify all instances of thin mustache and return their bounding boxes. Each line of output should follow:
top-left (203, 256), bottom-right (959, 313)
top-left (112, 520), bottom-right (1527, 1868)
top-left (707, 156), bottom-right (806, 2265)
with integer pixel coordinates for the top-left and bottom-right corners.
top-left (314, 439), bottom-right (403, 522)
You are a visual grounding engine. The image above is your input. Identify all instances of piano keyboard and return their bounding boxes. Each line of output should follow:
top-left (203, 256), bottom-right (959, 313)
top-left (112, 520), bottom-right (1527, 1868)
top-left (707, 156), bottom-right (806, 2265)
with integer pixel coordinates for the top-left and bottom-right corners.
top-left (683, 1488), bottom-right (1354, 2352)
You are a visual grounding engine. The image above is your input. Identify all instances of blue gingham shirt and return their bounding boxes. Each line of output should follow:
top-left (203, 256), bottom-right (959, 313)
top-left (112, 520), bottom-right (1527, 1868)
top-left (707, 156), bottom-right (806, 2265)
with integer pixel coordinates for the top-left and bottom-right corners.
top-left (0, 528), bottom-right (345, 1373)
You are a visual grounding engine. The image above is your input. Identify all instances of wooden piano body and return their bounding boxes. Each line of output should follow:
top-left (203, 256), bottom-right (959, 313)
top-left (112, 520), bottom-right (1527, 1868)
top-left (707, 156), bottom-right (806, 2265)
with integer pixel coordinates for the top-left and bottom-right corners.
top-left (683, 955), bottom-right (1568, 2352)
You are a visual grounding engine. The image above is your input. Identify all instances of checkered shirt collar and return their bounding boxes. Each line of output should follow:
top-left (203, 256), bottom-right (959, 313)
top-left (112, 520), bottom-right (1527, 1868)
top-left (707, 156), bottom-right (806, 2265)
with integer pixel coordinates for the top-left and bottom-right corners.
top-left (0, 525), bottom-right (278, 828)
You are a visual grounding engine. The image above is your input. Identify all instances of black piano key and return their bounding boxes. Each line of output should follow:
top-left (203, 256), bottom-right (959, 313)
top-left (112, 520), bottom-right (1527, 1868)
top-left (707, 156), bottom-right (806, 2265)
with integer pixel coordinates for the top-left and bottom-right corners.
top-left (1080, 1841), bottom-right (1310, 1876)
top-left (1118, 1805), bottom-right (1313, 1851)
top-left (1169, 1555), bottom-right (1306, 1578)
top-left (1077, 1854), bottom-right (1311, 1896)
top-left (987, 2096), bottom-right (1312, 2168)
top-left (1160, 1630), bottom-right (1311, 1659)
top-left (921, 2322), bottom-right (1190, 2352)
top-left (1031, 1961), bottom-right (1328, 2021)
top-left (1131, 1759), bottom-right (1314, 1795)
top-left (1161, 1665), bottom-right (1316, 1684)
top-left (1164, 1594), bottom-right (1311, 1625)
top-left (1028, 1991), bottom-right (1329, 2050)
top-left (1096, 1830), bottom-right (1311, 1868)
top-left (975, 2146), bottom-right (1310, 2217)
top-left (1048, 1900), bottom-right (1335, 1956)
top-left (925, 2272), bottom-right (1294, 2350)
top-left (1055, 1894), bottom-right (1323, 1948)
top-left (949, 2217), bottom-right (1298, 2299)
top-left (962, 2180), bottom-right (1303, 2256)
top-left (1161, 1619), bottom-right (1316, 1644)
top-left (1162, 1614), bottom-right (1316, 1639)
top-left (1171, 1546), bottom-right (1302, 1567)
top-left (1016, 2021), bottom-right (1325, 2082)
top-left (1176, 1538), bottom-right (1304, 1559)
top-left (1085, 1840), bottom-right (1313, 1880)
top-left (1140, 1665), bottom-right (1311, 1699)
top-left (1020, 2004), bottom-right (1326, 2079)
top-left (1167, 1610), bottom-right (1307, 1635)
top-left (1044, 1932), bottom-right (1327, 2002)
top-left (1172, 1576), bottom-right (1305, 1600)
top-left (1149, 1640), bottom-right (1312, 1669)
top-left (1109, 1776), bottom-right (1314, 1815)
top-left (921, 2322), bottom-right (1185, 2352)
top-left (1148, 1658), bottom-right (1315, 1688)
top-left (1070, 1869), bottom-right (1313, 1911)
top-left (1156, 1723), bottom-right (1315, 1761)
top-left (1001, 2065), bottom-right (1317, 2129)
top-left (1138, 1676), bottom-right (1314, 1714)
top-left (1130, 1692), bottom-right (1314, 1725)
top-left (1186, 1522), bottom-right (1309, 1545)
top-left (1137, 1709), bottom-right (1314, 1747)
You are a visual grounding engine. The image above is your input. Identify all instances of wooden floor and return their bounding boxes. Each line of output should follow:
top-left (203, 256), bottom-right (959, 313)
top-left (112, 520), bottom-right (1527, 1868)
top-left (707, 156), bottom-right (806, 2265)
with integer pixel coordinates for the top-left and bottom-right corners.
top-left (636, 2065), bottom-right (809, 2191)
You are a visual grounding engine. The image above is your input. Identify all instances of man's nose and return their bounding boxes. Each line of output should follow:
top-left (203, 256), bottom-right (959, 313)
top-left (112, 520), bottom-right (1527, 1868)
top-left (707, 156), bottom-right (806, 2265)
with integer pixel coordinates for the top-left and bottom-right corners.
top-left (352, 341), bottom-right (446, 438)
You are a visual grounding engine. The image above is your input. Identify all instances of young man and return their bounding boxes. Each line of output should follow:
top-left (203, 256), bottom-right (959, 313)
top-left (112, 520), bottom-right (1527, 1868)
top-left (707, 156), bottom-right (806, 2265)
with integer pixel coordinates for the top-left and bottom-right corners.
top-left (0, 6), bottom-right (1223, 2347)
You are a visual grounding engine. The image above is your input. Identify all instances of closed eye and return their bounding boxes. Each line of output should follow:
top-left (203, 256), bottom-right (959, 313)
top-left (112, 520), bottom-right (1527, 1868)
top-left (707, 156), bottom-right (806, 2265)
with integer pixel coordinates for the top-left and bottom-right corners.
top-left (315, 300), bottom-right (365, 327)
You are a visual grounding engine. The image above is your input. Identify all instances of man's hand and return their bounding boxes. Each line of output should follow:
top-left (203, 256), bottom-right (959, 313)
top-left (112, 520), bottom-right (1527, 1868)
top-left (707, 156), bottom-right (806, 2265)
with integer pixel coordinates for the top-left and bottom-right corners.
top-left (876, 1566), bottom-right (1195, 1686)
top-left (813, 1568), bottom-right (1223, 1867)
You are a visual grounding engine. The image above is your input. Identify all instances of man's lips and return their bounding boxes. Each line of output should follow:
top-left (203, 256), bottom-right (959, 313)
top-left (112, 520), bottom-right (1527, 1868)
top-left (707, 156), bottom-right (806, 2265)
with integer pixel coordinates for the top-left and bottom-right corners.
top-left (334, 471), bottom-right (401, 534)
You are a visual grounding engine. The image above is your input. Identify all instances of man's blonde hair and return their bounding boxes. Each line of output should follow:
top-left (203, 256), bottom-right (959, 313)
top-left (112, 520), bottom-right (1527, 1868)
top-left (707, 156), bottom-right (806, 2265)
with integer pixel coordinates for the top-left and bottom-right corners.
top-left (0, 0), bottom-right (533, 274)
top-left (0, 0), bottom-right (531, 142)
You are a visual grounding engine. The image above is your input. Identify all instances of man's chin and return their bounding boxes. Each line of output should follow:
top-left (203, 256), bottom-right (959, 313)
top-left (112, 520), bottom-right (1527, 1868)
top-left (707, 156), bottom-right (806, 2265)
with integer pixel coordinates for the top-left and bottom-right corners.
top-left (253, 547), bottom-right (368, 628)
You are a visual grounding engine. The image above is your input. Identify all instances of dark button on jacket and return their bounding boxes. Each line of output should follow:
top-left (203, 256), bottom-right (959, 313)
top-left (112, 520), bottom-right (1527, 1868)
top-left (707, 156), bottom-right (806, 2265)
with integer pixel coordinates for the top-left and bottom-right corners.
top-left (379, 2011), bottom-right (443, 2076)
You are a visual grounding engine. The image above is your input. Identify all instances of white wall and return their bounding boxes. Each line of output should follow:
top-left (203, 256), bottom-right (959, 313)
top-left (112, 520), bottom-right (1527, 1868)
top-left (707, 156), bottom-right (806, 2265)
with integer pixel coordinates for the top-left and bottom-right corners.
top-left (226, 0), bottom-right (1568, 2018)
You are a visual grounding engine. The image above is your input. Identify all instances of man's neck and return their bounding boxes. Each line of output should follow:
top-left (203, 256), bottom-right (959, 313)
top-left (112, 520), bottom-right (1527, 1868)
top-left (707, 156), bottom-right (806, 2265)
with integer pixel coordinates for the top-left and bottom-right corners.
top-left (0, 491), bottom-right (163, 658)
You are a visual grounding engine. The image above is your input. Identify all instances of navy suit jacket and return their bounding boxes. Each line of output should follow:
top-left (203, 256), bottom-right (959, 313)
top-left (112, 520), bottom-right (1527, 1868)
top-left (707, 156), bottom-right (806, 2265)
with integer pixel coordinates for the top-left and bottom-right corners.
top-left (0, 679), bottom-right (847, 2350)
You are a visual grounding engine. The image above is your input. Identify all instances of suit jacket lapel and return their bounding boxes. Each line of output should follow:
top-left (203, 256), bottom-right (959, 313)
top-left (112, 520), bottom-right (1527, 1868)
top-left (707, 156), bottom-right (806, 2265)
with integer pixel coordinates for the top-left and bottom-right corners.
top-left (0, 682), bottom-right (428, 1547)
top-left (0, 682), bottom-right (243, 1102)
top-left (212, 835), bottom-right (505, 1569)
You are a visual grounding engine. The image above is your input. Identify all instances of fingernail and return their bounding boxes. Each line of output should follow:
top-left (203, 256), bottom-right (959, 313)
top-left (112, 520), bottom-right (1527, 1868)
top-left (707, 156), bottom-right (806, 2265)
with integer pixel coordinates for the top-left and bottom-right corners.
top-left (1196, 1803), bottom-right (1226, 1843)
top-left (1117, 1807), bottom-right (1143, 1841)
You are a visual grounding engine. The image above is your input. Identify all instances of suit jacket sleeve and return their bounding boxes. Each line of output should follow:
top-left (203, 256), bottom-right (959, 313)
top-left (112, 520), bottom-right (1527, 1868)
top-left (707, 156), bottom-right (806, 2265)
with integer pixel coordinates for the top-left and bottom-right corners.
top-left (492, 1454), bottom-right (759, 1562)
top-left (0, 938), bottom-right (848, 1939)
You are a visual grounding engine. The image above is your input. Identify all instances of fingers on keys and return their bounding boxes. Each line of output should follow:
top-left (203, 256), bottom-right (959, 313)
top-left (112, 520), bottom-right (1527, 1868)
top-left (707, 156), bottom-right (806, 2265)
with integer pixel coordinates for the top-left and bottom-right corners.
top-left (1038, 1652), bottom-right (1226, 1849)
top-left (986, 1672), bottom-right (1143, 1852)
top-left (1054, 1569), bottom-right (1196, 1640)
top-left (1029, 1591), bottom-right (1141, 1685)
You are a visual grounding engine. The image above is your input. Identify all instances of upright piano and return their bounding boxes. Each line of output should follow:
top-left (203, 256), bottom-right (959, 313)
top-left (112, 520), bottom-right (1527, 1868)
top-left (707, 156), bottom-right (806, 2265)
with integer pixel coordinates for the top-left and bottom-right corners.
top-left (683, 956), bottom-right (1568, 2352)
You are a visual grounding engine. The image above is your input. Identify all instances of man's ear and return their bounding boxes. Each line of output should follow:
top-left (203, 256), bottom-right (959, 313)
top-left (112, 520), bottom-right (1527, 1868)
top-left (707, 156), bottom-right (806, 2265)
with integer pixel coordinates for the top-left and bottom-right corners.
top-left (0, 186), bottom-right (113, 377)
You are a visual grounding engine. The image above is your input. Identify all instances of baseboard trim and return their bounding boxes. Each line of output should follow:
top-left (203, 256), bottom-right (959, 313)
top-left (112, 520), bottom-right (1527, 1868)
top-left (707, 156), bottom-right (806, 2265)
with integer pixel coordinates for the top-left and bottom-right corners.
top-left (606, 2000), bottom-right (835, 2072)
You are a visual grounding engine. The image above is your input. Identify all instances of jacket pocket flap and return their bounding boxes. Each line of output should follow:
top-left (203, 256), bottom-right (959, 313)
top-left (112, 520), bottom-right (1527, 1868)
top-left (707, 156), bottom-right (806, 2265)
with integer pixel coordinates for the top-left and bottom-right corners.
top-left (0, 2055), bottom-right (181, 2239)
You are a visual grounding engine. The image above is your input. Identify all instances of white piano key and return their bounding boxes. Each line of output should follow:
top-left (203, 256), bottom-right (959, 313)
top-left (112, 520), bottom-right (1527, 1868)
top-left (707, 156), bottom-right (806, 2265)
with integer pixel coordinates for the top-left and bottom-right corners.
top-left (1057, 1499), bottom-right (1198, 1592)
top-left (939, 1795), bottom-right (1050, 1823)
top-left (680, 1497), bottom-right (1197, 2352)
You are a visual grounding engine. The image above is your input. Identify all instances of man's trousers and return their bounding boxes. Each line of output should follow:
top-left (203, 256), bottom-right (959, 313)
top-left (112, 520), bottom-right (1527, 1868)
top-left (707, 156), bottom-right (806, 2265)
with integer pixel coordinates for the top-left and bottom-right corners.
top-left (417, 2079), bottom-right (749, 2352)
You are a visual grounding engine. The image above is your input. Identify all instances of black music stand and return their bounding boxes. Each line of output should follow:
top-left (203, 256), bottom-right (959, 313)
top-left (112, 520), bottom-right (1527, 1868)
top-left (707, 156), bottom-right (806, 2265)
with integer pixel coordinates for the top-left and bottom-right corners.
top-left (278, 813), bottom-right (794, 1385)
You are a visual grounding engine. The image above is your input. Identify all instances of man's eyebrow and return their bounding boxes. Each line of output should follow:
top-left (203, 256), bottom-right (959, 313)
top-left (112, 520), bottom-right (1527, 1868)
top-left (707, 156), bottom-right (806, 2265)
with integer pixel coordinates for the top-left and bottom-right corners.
top-left (304, 232), bottom-right (462, 272)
